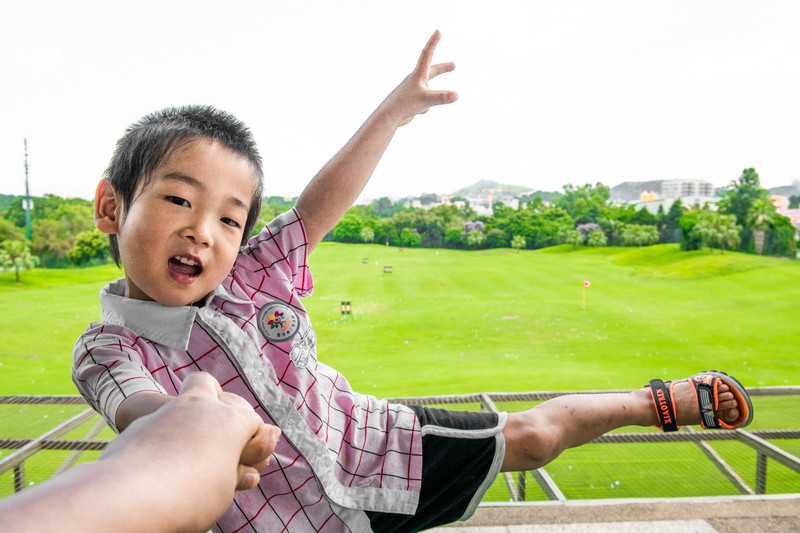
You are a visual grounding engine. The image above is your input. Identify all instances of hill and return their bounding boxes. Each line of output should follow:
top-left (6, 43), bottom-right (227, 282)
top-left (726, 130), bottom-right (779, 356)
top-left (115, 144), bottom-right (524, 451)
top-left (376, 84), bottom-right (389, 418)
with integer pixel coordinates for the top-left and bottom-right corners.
top-left (452, 179), bottom-right (536, 197)
top-left (609, 180), bottom-right (665, 203)
top-left (0, 194), bottom-right (17, 211)
top-left (769, 181), bottom-right (800, 197)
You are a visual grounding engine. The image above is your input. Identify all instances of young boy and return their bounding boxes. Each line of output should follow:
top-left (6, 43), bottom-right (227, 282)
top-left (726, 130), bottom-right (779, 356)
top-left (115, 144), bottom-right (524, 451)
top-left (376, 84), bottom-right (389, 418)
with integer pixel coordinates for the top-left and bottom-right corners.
top-left (73, 32), bottom-right (753, 532)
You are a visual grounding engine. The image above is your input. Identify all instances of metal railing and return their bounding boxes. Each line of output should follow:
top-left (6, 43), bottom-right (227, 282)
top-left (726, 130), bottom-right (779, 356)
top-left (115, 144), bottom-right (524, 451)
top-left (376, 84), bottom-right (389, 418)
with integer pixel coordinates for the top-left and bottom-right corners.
top-left (392, 387), bottom-right (800, 501)
top-left (2, 388), bottom-right (799, 502)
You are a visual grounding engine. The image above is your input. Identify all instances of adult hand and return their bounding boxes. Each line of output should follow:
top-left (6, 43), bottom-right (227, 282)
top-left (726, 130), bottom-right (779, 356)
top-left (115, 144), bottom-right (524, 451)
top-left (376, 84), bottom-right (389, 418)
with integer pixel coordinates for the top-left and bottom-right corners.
top-left (104, 372), bottom-right (280, 496)
top-left (0, 372), bottom-right (281, 533)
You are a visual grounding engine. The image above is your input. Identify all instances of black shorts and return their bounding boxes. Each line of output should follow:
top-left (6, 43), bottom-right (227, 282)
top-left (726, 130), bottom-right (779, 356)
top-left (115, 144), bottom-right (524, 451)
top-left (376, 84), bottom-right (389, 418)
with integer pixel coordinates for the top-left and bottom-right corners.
top-left (366, 405), bottom-right (507, 532)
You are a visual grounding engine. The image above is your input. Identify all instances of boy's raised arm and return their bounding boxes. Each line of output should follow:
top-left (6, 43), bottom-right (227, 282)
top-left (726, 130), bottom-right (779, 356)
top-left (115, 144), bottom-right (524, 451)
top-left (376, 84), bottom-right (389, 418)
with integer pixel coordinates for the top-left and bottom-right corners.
top-left (295, 30), bottom-right (458, 251)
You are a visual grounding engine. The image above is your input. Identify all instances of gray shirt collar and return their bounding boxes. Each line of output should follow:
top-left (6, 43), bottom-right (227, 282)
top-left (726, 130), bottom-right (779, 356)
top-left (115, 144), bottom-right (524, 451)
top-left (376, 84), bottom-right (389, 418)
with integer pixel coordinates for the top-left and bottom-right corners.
top-left (99, 278), bottom-right (249, 350)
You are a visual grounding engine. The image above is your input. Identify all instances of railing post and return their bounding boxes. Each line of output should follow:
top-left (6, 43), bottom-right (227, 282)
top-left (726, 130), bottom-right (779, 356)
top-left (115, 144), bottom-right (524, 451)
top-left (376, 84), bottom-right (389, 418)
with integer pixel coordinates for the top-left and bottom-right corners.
top-left (0, 408), bottom-right (97, 483)
top-left (736, 429), bottom-right (800, 495)
top-left (531, 467), bottom-right (567, 501)
top-left (517, 471), bottom-right (527, 501)
top-left (756, 453), bottom-right (767, 494)
top-left (53, 416), bottom-right (109, 478)
top-left (478, 393), bottom-right (500, 414)
top-left (686, 427), bottom-right (754, 495)
top-left (13, 463), bottom-right (25, 493)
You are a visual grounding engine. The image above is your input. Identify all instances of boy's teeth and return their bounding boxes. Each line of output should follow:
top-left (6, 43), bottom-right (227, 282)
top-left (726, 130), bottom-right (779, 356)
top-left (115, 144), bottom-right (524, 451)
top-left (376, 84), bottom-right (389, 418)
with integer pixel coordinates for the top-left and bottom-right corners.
top-left (174, 256), bottom-right (198, 266)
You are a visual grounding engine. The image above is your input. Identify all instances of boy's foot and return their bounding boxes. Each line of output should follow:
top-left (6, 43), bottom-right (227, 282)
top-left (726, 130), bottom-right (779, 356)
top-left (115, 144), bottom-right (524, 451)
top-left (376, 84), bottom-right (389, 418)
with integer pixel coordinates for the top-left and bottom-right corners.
top-left (647, 371), bottom-right (753, 431)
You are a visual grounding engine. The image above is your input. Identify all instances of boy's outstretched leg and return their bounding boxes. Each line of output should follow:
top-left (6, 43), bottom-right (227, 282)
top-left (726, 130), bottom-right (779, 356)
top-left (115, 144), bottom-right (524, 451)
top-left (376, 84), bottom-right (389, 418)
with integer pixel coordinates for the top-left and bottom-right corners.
top-left (501, 372), bottom-right (749, 472)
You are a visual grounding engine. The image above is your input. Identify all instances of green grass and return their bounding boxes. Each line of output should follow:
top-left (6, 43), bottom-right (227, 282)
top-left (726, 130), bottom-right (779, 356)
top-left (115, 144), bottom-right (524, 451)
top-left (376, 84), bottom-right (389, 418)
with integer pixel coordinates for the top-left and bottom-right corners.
top-left (304, 243), bottom-right (800, 396)
top-left (0, 408), bottom-right (112, 495)
top-left (0, 264), bottom-right (123, 394)
top-left (1, 245), bottom-right (799, 396)
top-left (1, 244), bottom-right (799, 499)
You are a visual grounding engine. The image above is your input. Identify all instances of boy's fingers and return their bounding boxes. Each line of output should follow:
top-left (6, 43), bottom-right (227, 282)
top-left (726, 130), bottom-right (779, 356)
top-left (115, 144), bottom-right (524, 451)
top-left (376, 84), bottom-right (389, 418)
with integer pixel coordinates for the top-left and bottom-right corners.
top-left (427, 90), bottom-right (459, 106)
top-left (428, 62), bottom-right (455, 80)
top-left (178, 372), bottom-right (223, 399)
top-left (240, 425), bottom-right (281, 469)
top-left (218, 391), bottom-right (258, 414)
top-left (235, 465), bottom-right (261, 491)
top-left (415, 30), bottom-right (441, 73)
top-left (397, 87), bottom-right (457, 127)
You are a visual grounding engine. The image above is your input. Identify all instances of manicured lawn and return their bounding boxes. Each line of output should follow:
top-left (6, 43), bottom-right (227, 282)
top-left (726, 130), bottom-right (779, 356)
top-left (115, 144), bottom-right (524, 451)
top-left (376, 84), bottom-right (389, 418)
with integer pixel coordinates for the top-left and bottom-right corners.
top-left (0, 264), bottom-right (122, 394)
top-left (1, 244), bottom-right (798, 499)
top-left (1, 245), bottom-right (798, 396)
top-left (304, 243), bottom-right (800, 396)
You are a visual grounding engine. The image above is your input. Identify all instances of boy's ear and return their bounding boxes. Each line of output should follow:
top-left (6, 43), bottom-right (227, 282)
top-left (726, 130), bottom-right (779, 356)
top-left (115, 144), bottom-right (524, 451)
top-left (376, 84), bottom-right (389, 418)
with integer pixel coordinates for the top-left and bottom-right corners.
top-left (94, 178), bottom-right (121, 234)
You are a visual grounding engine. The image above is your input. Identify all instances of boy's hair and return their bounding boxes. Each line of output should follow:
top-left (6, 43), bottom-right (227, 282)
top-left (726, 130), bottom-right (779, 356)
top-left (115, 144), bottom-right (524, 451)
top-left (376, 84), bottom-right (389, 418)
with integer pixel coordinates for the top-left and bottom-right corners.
top-left (105, 105), bottom-right (264, 265)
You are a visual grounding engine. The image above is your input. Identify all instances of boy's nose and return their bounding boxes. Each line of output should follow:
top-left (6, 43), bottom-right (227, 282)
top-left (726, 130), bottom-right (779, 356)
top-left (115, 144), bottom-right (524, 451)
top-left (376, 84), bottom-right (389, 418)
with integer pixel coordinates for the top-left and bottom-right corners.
top-left (182, 217), bottom-right (214, 246)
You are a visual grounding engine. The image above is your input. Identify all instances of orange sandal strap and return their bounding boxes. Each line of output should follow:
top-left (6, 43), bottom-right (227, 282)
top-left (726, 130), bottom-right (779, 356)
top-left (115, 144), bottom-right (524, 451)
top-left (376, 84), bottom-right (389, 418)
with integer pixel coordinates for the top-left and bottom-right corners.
top-left (648, 379), bottom-right (679, 432)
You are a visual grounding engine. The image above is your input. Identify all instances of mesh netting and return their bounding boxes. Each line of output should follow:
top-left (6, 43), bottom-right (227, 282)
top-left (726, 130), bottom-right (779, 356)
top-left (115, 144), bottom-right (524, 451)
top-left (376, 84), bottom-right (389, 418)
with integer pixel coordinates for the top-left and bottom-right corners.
top-left (1, 391), bottom-right (798, 503)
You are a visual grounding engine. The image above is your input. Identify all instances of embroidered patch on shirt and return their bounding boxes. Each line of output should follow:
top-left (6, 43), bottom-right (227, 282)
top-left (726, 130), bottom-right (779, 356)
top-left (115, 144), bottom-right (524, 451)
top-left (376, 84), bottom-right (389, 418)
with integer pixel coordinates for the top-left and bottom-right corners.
top-left (258, 302), bottom-right (300, 342)
top-left (289, 327), bottom-right (317, 369)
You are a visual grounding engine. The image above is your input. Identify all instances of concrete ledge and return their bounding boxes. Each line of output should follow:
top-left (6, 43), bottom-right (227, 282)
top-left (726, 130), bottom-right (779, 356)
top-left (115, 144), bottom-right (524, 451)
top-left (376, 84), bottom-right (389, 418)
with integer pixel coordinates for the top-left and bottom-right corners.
top-left (438, 494), bottom-right (800, 533)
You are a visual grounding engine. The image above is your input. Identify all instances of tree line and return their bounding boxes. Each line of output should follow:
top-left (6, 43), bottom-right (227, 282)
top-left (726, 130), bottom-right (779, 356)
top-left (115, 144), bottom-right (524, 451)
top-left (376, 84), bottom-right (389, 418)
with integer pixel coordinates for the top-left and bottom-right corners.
top-left (0, 194), bottom-right (302, 281)
top-left (326, 168), bottom-right (796, 257)
top-left (1, 194), bottom-right (100, 281)
top-left (0, 168), bottom-right (796, 282)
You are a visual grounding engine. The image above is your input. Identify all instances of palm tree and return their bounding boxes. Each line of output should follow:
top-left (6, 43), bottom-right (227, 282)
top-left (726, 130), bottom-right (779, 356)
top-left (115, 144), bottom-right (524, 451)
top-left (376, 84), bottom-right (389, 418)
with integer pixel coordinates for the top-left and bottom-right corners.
top-left (465, 230), bottom-right (485, 249)
top-left (620, 224), bottom-right (658, 247)
top-left (715, 213), bottom-right (741, 254)
top-left (691, 211), bottom-right (741, 254)
top-left (691, 216), bottom-right (718, 253)
top-left (511, 235), bottom-right (526, 252)
top-left (359, 226), bottom-right (375, 244)
top-left (0, 240), bottom-right (40, 283)
top-left (745, 198), bottom-right (777, 254)
top-left (587, 230), bottom-right (608, 247)
top-left (564, 230), bottom-right (585, 251)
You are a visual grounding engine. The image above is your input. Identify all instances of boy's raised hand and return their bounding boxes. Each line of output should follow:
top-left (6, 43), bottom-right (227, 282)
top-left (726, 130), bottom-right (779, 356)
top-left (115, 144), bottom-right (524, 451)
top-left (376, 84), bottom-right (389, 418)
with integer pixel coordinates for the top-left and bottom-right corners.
top-left (296, 30), bottom-right (458, 251)
top-left (389, 30), bottom-right (458, 127)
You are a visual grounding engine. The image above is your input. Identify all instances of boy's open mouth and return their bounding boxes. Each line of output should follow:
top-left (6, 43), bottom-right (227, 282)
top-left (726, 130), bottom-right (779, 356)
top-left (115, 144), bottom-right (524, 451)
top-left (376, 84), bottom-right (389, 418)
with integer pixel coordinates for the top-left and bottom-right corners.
top-left (168, 256), bottom-right (203, 278)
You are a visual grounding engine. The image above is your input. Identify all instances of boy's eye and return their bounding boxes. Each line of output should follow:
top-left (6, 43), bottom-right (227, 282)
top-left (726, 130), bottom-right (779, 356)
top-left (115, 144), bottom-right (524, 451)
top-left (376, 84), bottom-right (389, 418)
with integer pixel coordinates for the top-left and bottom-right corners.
top-left (221, 217), bottom-right (241, 228)
top-left (166, 196), bottom-right (190, 207)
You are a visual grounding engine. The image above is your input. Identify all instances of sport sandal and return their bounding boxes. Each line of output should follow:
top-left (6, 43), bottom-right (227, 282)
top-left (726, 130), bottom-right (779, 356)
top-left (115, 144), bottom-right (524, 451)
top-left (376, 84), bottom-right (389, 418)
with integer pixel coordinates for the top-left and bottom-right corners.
top-left (647, 370), bottom-right (754, 432)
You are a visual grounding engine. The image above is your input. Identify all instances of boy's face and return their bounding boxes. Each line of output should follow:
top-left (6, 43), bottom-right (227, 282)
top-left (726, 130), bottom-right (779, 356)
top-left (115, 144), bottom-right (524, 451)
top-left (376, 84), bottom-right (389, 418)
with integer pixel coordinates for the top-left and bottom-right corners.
top-left (111, 138), bottom-right (258, 306)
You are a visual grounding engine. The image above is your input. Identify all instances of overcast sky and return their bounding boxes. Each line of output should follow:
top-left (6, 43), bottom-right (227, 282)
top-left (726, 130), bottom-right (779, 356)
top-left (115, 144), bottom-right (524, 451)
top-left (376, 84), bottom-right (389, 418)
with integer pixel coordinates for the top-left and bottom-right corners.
top-left (2, 1), bottom-right (799, 204)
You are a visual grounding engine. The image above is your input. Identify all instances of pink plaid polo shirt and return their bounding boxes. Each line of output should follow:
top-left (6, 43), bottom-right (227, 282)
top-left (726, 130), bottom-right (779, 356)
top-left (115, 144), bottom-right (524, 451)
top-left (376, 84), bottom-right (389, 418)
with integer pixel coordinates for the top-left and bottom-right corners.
top-left (73, 209), bottom-right (422, 532)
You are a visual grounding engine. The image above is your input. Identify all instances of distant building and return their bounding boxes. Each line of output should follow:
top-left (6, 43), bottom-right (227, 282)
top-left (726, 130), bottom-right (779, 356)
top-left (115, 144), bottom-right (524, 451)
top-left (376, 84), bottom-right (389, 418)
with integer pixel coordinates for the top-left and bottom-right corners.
top-left (403, 194), bottom-right (472, 212)
top-left (661, 179), bottom-right (715, 201)
top-left (464, 195), bottom-right (492, 216)
top-left (776, 206), bottom-right (800, 229)
top-left (769, 195), bottom-right (790, 210)
top-left (640, 191), bottom-right (660, 202)
top-left (628, 179), bottom-right (718, 214)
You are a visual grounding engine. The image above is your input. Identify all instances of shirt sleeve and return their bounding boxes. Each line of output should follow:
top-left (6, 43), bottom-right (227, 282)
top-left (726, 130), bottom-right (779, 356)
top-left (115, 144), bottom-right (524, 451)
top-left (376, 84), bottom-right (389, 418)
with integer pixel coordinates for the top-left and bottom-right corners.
top-left (72, 323), bottom-right (168, 432)
top-left (238, 207), bottom-right (314, 297)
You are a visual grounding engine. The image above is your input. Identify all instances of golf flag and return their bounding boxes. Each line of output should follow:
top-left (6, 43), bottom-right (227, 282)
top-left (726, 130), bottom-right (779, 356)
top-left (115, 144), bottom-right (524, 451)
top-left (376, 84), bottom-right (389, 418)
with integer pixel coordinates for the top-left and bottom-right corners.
top-left (583, 280), bottom-right (591, 287)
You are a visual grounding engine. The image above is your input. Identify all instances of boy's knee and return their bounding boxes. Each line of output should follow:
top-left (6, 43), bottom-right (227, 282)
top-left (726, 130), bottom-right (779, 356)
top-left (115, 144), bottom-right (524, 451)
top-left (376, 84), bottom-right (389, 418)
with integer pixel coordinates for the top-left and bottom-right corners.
top-left (501, 412), bottom-right (564, 471)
